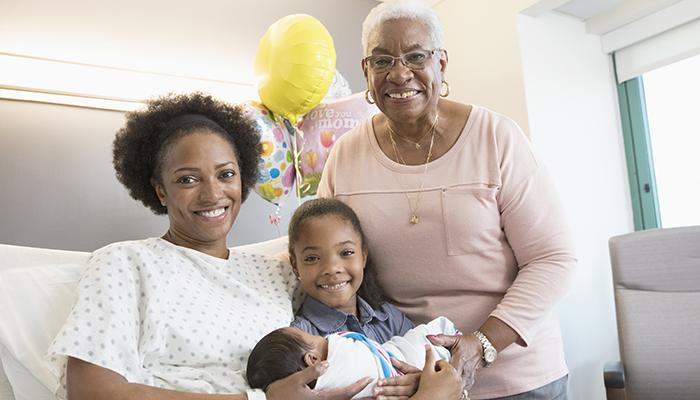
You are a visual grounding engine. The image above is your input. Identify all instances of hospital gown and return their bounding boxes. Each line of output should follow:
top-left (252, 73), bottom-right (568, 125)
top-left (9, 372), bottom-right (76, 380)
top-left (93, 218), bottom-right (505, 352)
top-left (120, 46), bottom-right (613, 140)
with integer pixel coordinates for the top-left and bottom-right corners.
top-left (45, 238), bottom-right (302, 399)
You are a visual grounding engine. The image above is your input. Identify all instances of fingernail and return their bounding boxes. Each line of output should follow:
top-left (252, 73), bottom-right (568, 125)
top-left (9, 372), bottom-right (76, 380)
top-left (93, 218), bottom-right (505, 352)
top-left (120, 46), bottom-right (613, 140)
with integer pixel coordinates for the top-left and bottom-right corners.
top-left (426, 334), bottom-right (437, 338)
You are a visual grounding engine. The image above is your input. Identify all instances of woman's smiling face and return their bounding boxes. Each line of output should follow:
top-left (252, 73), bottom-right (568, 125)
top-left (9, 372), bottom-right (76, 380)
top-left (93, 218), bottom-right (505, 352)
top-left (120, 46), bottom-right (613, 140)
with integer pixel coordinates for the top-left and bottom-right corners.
top-left (363, 17), bottom-right (447, 124)
top-left (153, 132), bottom-right (241, 254)
top-left (290, 215), bottom-right (367, 316)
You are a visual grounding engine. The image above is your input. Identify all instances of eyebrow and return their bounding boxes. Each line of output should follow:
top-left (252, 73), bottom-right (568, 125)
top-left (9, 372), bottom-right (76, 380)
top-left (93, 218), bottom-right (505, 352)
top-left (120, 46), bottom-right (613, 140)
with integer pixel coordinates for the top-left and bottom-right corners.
top-left (371, 44), bottom-right (425, 55)
top-left (300, 240), bottom-right (357, 253)
top-left (173, 161), bottom-right (235, 174)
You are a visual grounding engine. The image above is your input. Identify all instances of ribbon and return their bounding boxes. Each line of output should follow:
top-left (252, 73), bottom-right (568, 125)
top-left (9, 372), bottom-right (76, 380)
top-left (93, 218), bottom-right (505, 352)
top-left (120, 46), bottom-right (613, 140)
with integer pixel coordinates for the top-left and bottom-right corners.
top-left (269, 207), bottom-right (282, 237)
top-left (282, 118), bottom-right (311, 204)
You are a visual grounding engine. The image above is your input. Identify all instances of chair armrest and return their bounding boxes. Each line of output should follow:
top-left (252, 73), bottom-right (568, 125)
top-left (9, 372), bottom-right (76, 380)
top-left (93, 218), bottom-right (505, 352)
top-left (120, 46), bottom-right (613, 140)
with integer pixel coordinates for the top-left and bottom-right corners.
top-left (604, 361), bottom-right (626, 400)
top-left (604, 361), bottom-right (625, 388)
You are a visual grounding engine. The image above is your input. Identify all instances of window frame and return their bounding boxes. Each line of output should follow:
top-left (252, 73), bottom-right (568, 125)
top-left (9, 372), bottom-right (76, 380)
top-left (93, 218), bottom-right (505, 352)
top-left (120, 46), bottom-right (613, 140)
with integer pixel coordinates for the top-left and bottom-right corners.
top-left (614, 55), bottom-right (661, 231)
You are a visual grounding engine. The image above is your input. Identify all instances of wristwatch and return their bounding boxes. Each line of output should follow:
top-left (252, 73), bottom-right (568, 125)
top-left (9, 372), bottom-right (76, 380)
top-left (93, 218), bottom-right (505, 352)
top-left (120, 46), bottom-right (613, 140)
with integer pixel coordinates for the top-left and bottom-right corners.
top-left (473, 330), bottom-right (497, 368)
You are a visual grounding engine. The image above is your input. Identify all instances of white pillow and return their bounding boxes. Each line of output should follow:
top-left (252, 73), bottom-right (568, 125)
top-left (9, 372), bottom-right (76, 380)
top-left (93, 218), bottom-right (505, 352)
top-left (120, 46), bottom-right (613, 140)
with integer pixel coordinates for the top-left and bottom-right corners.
top-left (0, 244), bottom-right (89, 400)
top-left (1, 344), bottom-right (56, 400)
top-left (235, 236), bottom-right (289, 257)
top-left (0, 237), bottom-right (289, 400)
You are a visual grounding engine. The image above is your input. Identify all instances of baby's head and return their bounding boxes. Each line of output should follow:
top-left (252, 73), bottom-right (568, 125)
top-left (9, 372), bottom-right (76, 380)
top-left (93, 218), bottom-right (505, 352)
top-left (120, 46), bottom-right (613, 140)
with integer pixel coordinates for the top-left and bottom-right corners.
top-left (287, 198), bottom-right (385, 315)
top-left (246, 327), bottom-right (328, 390)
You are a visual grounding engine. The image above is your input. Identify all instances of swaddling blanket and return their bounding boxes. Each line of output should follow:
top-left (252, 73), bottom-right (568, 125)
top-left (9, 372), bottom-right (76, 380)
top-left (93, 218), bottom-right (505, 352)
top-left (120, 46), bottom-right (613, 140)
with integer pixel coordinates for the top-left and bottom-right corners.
top-left (315, 316), bottom-right (458, 398)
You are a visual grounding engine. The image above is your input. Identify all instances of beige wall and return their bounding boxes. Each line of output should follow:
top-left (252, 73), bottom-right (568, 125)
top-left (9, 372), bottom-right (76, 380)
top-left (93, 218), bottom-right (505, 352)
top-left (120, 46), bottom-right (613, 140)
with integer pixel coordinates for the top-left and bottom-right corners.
top-left (434, 0), bottom-right (540, 138)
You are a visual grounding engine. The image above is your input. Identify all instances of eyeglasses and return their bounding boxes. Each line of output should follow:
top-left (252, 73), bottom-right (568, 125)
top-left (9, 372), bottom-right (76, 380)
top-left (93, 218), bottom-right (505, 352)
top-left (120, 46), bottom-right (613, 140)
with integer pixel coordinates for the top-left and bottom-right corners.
top-left (364, 49), bottom-right (441, 73)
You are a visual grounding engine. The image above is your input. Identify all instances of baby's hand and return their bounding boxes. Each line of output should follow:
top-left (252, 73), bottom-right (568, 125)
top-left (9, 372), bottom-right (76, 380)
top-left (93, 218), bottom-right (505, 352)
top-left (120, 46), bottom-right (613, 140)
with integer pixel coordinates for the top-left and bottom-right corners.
top-left (372, 357), bottom-right (421, 400)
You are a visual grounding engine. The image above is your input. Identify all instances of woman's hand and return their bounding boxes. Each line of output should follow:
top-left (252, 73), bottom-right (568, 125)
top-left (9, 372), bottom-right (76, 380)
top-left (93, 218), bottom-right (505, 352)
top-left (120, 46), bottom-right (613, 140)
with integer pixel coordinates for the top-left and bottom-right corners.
top-left (410, 344), bottom-right (463, 400)
top-left (372, 357), bottom-right (421, 400)
top-left (427, 334), bottom-right (482, 393)
top-left (265, 361), bottom-right (373, 400)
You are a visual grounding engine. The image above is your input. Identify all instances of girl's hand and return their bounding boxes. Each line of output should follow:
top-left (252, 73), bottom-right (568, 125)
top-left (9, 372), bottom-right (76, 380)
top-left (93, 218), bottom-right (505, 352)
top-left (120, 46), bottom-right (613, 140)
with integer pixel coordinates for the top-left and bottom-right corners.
top-left (411, 345), bottom-right (463, 400)
top-left (372, 357), bottom-right (421, 400)
top-left (427, 334), bottom-right (482, 393)
top-left (265, 361), bottom-right (373, 400)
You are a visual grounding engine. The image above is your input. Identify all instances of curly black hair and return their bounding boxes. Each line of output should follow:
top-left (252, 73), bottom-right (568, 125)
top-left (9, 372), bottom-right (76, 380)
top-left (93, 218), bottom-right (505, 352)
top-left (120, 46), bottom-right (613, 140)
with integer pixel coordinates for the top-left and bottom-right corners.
top-left (112, 92), bottom-right (262, 215)
top-left (288, 198), bottom-right (387, 310)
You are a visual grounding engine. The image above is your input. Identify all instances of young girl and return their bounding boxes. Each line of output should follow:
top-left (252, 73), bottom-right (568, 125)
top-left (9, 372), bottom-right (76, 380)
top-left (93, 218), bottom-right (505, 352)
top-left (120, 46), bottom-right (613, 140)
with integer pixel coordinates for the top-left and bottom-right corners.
top-left (286, 198), bottom-right (415, 344)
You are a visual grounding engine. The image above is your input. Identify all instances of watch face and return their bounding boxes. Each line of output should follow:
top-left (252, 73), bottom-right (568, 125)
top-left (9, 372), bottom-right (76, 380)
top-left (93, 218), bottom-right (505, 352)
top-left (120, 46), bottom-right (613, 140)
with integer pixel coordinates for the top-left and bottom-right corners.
top-left (484, 347), bottom-right (497, 363)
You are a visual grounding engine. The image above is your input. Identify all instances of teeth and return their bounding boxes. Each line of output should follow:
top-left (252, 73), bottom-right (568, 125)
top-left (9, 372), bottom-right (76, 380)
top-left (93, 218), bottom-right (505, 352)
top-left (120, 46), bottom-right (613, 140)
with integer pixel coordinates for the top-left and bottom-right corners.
top-left (388, 91), bottom-right (417, 99)
top-left (320, 281), bottom-right (348, 290)
top-left (199, 208), bottom-right (225, 218)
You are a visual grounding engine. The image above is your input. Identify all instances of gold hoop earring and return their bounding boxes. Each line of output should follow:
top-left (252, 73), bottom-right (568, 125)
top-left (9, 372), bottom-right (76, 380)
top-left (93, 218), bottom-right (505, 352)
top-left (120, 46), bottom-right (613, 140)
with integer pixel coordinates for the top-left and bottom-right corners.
top-left (365, 89), bottom-right (375, 104)
top-left (440, 81), bottom-right (451, 98)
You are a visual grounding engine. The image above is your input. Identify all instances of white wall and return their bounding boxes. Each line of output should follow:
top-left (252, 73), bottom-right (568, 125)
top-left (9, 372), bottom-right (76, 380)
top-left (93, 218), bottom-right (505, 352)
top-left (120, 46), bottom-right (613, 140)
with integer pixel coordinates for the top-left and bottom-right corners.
top-left (517, 12), bottom-right (634, 400)
top-left (431, 1), bottom-right (636, 398)
top-left (0, 0), bottom-right (374, 92)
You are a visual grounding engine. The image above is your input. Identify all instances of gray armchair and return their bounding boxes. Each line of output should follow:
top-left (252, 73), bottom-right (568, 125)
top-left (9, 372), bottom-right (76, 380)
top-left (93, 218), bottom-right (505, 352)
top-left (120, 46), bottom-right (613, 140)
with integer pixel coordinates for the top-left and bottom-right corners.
top-left (605, 226), bottom-right (700, 400)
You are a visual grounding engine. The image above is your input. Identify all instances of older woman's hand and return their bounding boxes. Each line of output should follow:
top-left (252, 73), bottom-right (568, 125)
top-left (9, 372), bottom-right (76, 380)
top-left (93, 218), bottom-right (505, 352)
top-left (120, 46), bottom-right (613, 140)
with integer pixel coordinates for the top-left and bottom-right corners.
top-left (265, 361), bottom-right (373, 400)
top-left (427, 334), bottom-right (483, 393)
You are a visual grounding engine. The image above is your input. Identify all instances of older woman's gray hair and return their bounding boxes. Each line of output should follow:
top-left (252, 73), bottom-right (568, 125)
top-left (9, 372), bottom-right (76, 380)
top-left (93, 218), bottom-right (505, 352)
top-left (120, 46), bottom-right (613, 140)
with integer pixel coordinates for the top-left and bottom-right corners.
top-left (361, 0), bottom-right (443, 56)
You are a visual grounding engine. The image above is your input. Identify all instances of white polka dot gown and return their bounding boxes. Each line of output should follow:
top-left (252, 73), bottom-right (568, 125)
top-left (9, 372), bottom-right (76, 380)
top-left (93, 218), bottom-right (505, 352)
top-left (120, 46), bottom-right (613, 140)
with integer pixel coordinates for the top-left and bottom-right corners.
top-left (45, 238), bottom-right (302, 399)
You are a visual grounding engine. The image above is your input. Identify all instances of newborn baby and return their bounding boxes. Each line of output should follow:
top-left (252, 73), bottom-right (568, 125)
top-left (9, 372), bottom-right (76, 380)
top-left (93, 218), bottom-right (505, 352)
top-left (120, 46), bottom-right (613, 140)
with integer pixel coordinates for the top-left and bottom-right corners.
top-left (246, 316), bottom-right (459, 398)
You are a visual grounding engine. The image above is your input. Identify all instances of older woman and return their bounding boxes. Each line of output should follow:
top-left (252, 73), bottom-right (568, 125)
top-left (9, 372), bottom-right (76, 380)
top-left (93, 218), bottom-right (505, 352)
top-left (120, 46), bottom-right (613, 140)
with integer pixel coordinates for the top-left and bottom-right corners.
top-left (45, 92), bottom-right (426, 400)
top-left (318, 1), bottom-right (576, 399)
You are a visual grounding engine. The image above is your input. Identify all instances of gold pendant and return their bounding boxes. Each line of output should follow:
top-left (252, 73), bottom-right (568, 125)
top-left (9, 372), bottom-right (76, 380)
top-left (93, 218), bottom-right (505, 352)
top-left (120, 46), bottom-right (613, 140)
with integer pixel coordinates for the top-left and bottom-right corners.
top-left (415, 143), bottom-right (420, 149)
top-left (410, 214), bottom-right (419, 224)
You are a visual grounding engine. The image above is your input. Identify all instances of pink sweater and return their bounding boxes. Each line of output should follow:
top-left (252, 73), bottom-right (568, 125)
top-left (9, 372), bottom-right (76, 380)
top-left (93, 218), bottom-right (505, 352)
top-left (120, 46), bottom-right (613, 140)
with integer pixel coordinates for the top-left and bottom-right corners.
top-left (318, 106), bottom-right (576, 398)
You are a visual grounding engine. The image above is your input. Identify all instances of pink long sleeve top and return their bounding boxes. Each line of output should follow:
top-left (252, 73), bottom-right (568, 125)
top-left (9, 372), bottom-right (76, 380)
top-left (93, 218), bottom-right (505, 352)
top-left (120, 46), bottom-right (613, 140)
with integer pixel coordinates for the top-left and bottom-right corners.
top-left (318, 105), bottom-right (576, 399)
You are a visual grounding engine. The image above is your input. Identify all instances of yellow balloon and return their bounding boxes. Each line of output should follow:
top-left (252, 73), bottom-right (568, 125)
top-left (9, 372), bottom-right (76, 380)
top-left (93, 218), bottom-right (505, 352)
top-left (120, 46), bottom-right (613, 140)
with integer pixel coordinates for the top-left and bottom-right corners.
top-left (254, 14), bottom-right (336, 125)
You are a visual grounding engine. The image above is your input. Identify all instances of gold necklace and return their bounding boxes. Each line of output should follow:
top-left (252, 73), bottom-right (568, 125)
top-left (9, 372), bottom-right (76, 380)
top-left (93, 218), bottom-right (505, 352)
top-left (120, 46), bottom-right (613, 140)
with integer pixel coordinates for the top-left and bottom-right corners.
top-left (388, 115), bottom-right (438, 224)
top-left (387, 115), bottom-right (438, 149)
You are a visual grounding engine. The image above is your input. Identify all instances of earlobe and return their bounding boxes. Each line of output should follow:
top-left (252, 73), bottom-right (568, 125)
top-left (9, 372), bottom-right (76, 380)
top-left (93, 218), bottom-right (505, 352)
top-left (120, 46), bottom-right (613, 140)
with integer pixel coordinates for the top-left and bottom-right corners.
top-left (151, 178), bottom-right (166, 206)
top-left (362, 249), bottom-right (368, 269)
top-left (290, 258), bottom-right (300, 278)
top-left (304, 352), bottom-right (318, 367)
top-left (439, 49), bottom-right (449, 77)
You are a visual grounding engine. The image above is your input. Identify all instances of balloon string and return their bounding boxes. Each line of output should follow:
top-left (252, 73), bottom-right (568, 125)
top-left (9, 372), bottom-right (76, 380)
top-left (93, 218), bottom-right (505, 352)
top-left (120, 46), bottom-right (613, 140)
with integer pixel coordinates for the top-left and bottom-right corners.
top-left (294, 130), bottom-right (302, 205)
top-left (269, 209), bottom-right (282, 237)
top-left (283, 119), bottom-right (309, 204)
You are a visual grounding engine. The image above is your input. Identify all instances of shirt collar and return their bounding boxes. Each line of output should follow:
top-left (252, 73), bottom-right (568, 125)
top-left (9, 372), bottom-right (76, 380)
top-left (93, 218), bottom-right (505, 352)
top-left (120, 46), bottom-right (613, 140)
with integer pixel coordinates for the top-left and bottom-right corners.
top-left (301, 296), bottom-right (389, 332)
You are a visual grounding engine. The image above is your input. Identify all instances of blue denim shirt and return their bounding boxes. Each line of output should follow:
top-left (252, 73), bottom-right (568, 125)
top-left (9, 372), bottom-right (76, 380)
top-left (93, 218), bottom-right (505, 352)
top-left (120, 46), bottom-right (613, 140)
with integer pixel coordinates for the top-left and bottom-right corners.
top-left (290, 295), bottom-right (415, 343)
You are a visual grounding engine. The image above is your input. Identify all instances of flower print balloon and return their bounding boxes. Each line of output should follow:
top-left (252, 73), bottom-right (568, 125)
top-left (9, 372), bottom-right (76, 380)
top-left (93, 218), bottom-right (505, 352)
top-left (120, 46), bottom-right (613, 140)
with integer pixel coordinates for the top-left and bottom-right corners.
top-left (240, 101), bottom-right (294, 207)
top-left (297, 92), bottom-right (380, 197)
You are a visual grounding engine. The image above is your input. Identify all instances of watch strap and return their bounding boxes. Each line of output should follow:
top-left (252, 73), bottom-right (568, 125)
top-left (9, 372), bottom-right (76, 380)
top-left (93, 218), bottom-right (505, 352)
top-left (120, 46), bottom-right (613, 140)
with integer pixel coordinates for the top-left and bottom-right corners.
top-left (473, 330), bottom-right (496, 368)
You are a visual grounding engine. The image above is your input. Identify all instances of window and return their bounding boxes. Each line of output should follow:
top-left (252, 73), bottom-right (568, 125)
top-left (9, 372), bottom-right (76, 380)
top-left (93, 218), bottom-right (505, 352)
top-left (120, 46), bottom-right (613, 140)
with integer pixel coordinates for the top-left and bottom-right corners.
top-left (616, 53), bottom-right (700, 230)
top-left (643, 54), bottom-right (700, 228)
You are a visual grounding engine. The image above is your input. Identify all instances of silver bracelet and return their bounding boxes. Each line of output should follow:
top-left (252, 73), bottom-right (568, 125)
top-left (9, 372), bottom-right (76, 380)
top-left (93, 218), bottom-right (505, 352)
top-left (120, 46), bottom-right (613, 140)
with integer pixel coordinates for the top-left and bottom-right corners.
top-left (247, 388), bottom-right (267, 400)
